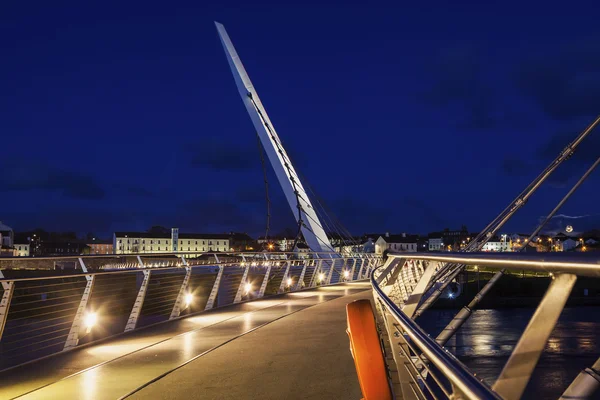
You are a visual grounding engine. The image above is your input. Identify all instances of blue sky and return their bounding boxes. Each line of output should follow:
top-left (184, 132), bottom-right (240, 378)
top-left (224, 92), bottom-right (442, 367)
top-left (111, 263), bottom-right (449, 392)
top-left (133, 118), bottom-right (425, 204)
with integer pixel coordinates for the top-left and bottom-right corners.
top-left (2, 0), bottom-right (600, 237)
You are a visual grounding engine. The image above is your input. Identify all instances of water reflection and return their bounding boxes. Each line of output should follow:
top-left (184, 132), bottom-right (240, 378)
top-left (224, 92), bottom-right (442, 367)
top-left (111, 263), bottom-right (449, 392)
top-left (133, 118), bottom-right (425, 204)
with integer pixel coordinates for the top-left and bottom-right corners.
top-left (419, 306), bottom-right (600, 399)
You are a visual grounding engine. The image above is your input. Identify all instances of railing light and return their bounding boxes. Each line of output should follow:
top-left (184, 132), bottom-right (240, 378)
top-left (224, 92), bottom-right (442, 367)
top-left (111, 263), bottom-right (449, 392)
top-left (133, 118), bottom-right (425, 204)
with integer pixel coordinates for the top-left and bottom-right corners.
top-left (185, 293), bottom-right (193, 307)
top-left (84, 312), bottom-right (97, 332)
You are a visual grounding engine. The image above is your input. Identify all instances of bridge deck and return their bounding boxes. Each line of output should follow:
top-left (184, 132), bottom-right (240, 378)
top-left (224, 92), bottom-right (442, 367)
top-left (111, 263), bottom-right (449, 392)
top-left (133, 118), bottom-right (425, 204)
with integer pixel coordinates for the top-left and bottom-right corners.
top-left (2, 282), bottom-right (369, 400)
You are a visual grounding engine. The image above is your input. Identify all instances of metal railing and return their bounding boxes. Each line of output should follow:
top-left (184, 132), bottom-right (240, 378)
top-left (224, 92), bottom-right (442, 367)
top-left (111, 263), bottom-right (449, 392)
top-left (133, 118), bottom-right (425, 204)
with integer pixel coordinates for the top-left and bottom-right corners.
top-left (371, 252), bottom-right (600, 400)
top-left (0, 251), bottom-right (381, 371)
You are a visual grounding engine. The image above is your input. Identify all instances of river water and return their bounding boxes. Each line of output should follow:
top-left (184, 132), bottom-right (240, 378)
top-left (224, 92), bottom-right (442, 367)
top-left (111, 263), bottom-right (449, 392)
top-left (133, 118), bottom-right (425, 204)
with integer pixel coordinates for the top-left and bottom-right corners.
top-left (419, 307), bottom-right (600, 399)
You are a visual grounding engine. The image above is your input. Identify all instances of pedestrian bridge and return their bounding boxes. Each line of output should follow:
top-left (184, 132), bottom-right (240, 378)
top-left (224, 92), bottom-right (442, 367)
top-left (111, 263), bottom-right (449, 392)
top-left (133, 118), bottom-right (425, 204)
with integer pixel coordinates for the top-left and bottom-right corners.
top-left (1, 251), bottom-right (600, 399)
top-left (0, 252), bottom-right (377, 399)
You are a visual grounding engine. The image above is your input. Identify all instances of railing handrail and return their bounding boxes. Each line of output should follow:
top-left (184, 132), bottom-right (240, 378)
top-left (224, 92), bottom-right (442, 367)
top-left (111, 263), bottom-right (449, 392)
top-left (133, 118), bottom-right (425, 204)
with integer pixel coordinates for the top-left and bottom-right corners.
top-left (371, 266), bottom-right (502, 400)
top-left (0, 250), bottom-right (372, 262)
top-left (386, 251), bottom-right (600, 278)
top-left (0, 254), bottom-right (377, 283)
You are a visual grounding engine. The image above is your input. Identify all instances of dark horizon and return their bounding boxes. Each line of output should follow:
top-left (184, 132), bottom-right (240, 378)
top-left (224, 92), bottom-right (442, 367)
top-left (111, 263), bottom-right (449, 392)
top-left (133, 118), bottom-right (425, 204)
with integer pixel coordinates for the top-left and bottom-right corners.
top-left (2, 1), bottom-right (600, 238)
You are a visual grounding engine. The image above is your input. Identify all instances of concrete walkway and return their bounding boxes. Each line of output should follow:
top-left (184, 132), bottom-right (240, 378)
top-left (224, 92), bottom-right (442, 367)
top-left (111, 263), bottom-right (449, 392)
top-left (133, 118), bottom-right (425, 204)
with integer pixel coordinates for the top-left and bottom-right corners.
top-left (2, 282), bottom-right (370, 400)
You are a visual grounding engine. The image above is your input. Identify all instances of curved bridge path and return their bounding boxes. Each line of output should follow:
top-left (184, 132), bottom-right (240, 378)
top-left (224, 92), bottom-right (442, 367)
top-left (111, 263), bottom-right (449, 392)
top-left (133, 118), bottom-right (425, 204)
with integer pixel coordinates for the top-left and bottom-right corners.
top-left (1, 282), bottom-right (370, 400)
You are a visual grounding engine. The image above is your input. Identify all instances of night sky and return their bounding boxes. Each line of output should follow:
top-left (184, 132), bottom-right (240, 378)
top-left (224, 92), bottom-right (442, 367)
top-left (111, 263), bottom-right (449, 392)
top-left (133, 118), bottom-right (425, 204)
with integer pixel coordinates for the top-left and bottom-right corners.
top-left (2, 1), bottom-right (600, 238)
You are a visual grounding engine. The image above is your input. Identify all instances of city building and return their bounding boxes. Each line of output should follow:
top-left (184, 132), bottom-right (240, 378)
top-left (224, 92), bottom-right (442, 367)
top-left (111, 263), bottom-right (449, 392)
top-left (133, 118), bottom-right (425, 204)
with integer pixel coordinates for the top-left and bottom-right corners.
top-left (113, 228), bottom-right (230, 255)
top-left (229, 232), bottom-right (256, 251)
top-left (428, 233), bottom-right (443, 251)
top-left (0, 221), bottom-right (14, 248)
top-left (87, 239), bottom-right (114, 255)
top-left (13, 244), bottom-right (30, 257)
top-left (257, 236), bottom-right (296, 252)
top-left (481, 237), bottom-right (512, 252)
top-left (375, 233), bottom-right (418, 255)
top-left (38, 241), bottom-right (90, 256)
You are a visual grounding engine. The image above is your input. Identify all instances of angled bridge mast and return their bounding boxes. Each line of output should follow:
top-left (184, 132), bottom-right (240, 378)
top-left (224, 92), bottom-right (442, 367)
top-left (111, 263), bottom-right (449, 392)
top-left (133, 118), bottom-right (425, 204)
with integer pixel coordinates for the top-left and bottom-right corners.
top-left (215, 22), bottom-right (334, 253)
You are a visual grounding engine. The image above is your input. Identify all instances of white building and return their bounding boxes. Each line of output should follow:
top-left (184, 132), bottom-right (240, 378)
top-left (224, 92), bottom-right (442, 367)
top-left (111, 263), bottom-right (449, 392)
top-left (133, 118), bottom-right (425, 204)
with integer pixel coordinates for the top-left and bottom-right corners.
top-left (13, 244), bottom-right (30, 257)
top-left (482, 240), bottom-right (512, 252)
top-left (428, 237), bottom-right (443, 251)
top-left (375, 233), bottom-right (417, 255)
top-left (113, 228), bottom-right (230, 255)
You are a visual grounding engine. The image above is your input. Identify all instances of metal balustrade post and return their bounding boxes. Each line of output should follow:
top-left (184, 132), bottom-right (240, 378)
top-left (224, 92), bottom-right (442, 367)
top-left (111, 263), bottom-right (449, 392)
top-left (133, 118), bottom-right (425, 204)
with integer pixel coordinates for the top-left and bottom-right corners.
top-left (278, 261), bottom-right (292, 293)
top-left (414, 266), bottom-right (462, 319)
top-left (125, 270), bottom-right (151, 332)
top-left (402, 261), bottom-right (438, 318)
top-left (493, 273), bottom-right (577, 399)
top-left (350, 258), bottom-right (357, 281)
top-left (64, 274), bottom-right (95, 350)
top-left (560, 357), bottom-right (600, 399)
top-left (325, 257), bottom-right (335, 284)
top-left (340, 258), bottom-right (349, 281)
top-left (234, 265), bottom-right (250, 303)
top-left (136, 255), bottom-right (144, 267)
top-left (374, 299), bottom-right (421, 399)
top-left (180, 255), bottom-right (188, 266)
top-left (205, 265), bottom-right (224, 310)
top-left (258, 264), bottom-right (271, 298)
top-left (357, 257), bottom-right (365, 279)
top-left (296, 261), bottom-right (309, 290)
top-left (170, 266), bottom-right (192, 319)
top-left (0, 278), bottom-right (14, 342)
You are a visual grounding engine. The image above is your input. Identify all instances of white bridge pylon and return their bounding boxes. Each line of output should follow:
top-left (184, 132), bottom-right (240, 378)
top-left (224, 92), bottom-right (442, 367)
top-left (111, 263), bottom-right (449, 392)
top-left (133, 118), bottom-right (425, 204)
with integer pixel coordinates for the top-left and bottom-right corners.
top-left (216, 22), bottom-right (334, 253)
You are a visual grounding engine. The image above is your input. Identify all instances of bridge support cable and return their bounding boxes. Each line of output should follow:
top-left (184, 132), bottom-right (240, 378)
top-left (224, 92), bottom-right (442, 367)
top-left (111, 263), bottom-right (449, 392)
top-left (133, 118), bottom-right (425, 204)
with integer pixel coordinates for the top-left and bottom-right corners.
top-left (492, 273), bottom-right (577, 399)
top-left (435, 153), bottom-right (600, 345)
top-left (419, 115), bottom-right (600, 314)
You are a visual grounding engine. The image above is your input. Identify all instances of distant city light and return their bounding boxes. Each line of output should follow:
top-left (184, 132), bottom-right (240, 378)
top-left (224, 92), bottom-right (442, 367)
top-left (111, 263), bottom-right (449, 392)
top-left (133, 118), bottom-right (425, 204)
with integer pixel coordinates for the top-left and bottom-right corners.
top-left (244, 283), bottom-right (252, 294)
top-left (287, 278), bottom-right (293, 286)
top-left (318, 273), bottom-right (325, 282)
top-left (343, 270), bottom-right (350, 278)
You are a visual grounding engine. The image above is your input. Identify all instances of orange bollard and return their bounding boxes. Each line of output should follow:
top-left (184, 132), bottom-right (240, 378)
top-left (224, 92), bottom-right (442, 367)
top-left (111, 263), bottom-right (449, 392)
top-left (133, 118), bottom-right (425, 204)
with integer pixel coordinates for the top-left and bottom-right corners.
top-left (346, 299), bottom-right (392, 400)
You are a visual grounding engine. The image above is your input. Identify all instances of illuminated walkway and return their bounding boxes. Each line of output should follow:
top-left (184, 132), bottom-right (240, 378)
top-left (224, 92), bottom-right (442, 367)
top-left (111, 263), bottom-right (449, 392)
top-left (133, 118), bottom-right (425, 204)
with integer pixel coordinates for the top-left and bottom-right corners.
top-left (1, 282), bottom-right (370, 400)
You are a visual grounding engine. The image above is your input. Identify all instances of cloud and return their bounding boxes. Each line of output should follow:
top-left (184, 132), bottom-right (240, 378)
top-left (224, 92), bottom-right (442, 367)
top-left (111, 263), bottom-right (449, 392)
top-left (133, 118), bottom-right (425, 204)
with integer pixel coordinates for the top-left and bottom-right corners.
top-left (538, 213), bottom-right (600, 235)
top-left (514, 42), bottom-right (600, 120)
top-left (501, 156), bottom-right (534, 177)
top-left (0, 161), bottom-right (105, 200)
top-left (420, 45), bottom-right (502, 131)
top-left (111, 183), bottom-right (154, 197)
top-left (188, 138), bottom-right (258, 171)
